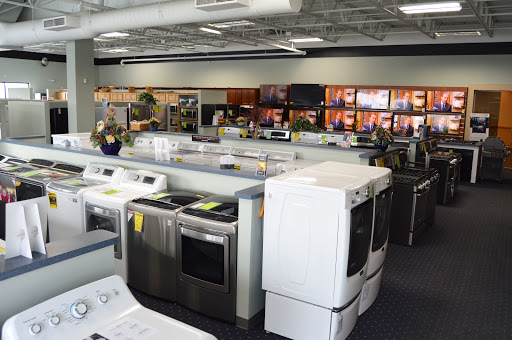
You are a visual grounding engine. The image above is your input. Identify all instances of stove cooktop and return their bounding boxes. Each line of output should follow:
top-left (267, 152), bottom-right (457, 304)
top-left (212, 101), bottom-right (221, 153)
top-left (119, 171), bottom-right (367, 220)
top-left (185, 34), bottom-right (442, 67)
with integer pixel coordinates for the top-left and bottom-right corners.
top-left (443, 139), bottom-right (477, 145)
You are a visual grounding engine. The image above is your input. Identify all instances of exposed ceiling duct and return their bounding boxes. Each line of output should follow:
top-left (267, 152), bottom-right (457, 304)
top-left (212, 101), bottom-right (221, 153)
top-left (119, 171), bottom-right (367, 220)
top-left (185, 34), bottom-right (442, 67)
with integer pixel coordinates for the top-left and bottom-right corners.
top-left (0, 0), bottom-right (302, 47)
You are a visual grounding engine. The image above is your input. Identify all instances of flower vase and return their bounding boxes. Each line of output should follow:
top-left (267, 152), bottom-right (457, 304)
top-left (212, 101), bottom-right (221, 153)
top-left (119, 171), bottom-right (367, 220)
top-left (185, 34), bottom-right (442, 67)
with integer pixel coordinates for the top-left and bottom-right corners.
top-left (100, 141), bottom-right (122, 155)
top-left (151, 126), bottom-right (158, 131)
top-left (237, 122), bottom-right (245, 126)
top-left (374, 144), bottom-right (388, 152)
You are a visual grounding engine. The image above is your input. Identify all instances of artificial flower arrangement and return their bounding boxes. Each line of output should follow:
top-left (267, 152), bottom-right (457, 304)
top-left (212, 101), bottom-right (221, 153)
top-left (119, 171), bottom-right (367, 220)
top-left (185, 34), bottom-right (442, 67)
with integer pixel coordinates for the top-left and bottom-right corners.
top-left (370, 125), bottom-right (394, 150)
top-left (148, 117), bottom-right (162, 128)
top-left (90, 105), bottom-right (133, 148)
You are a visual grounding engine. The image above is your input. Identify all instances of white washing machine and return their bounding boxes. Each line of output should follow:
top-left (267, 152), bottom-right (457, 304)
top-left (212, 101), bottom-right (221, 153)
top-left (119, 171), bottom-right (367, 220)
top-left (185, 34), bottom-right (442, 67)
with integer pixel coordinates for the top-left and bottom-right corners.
top-left (1, 275), bottom-right (217, 340)
top-left (183, 144), bottom-right (232, 167)
top-left (275, 159), bottom-right (321, 174)
top-left (307, 161), bottom-right (393, 315)
top-left (171, 142), bottom-right (205, 162)
top-left (51, 132), bottom-right (94, 150)
top-left (83, 170), bottom-right (167, 282)
top-left (131, 137), bottom-right (155, 158)
top-left (262, 168), bottom-right (374, 340)
top-left (230, 146), bottom-right (261, 172)
top-left (261, 149), bottom-right (295, 176)
top-left (46, 163), bottom-right (126, 242)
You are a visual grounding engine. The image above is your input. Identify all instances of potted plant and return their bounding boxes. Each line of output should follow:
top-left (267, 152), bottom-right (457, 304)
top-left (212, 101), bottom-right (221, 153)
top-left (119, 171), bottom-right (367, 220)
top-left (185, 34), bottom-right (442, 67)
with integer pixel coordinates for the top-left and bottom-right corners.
top-left (289, 116), bottom-right (322, 133)
top-left (235, 116), bottom-right (246, 126)
top-left (137, 91), bottom-right (158, 105)
top-left (370, 126), bottom-right (394, 152)
top-left (90, 105), bottom-right (133, 155)
top-left (242, 105), bottom-right (264, 140)
top-left (148, 117), bottom-right (162, 131)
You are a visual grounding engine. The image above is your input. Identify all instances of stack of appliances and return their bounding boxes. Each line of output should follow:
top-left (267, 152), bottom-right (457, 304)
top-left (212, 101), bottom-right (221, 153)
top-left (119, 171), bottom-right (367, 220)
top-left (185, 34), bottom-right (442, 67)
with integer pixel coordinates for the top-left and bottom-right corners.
top-left (46, 163), bottom-right (126, 242)
top-left (307, 161), bottom-right (393, 315)
top-left (176, 196), bottom-right (239, 323)
top-left (127, 190), bottom-right (211, 301)
top-left (262, 168), bottom-right (373, 339)
top-left (2, 275), bottom-right (217, 340)
top-left (83, 170), bottom-right (167, 281)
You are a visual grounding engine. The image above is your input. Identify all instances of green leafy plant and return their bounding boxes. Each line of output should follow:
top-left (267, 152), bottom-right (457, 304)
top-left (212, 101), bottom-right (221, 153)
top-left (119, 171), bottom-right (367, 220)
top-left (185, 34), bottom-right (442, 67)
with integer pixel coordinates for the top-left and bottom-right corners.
top-left (137, 91), bottom-right (158, 105)
top-left (90, 105), bottom-right (133, 148)
top-left (289, 116), bottom-right (322, 133)
top-left (351, 114), bottom-right (359, 133)
top-left (370, 126), bottom-right (394, 147)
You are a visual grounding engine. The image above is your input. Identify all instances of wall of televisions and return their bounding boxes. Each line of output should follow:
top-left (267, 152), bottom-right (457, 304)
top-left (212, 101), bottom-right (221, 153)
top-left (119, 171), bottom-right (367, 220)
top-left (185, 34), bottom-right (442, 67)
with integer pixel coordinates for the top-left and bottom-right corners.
top-left (257, 84), bottom-right (468, 138)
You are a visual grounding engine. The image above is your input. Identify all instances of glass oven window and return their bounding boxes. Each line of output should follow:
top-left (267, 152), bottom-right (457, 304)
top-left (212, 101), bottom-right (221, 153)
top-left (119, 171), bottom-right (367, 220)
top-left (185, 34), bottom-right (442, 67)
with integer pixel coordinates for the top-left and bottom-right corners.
top-left (347, 199), bottom-right (373, 277)
top-left (16, 182), bottom-right (45, 201)
top-left (372, 187), bottom-right (393, 252)
top-left (182, 234), bottom-right (225, 285)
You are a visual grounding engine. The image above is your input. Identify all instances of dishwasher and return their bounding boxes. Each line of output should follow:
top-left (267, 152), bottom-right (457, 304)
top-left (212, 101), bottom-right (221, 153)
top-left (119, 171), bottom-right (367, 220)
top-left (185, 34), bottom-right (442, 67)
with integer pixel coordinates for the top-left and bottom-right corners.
top-left (126, 190), bottom-right (211, 301)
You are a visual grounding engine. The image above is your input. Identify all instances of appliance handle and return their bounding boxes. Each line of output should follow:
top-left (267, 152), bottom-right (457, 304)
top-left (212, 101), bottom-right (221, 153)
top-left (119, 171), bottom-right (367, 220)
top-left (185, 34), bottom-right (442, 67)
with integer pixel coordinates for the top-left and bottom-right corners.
top-left (85, 204), bottom-right (119, 218)
top-left (180, 226), bottom-right (225, 245)
top-left (415, 189), bottom-right (430, 198)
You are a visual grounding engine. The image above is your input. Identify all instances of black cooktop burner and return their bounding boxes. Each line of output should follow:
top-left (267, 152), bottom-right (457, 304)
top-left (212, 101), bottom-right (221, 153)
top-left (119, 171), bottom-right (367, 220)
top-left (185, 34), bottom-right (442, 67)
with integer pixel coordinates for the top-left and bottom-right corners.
top-left (443, 139), bottom-right (477, 145)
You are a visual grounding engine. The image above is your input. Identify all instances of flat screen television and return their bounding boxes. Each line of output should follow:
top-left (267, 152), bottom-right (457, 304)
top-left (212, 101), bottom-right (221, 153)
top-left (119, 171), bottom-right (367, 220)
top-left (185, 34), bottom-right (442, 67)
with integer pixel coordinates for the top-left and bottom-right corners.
top-left (325, 87), bottom-right (356, 108)
top-left (390, 90), bottom-right (426, 111)
top-left (325, 110), bottom-right (354, 131)
top-left (392, 114), bottom-right (426, 137)
top-left (355, 111), bottom-right (392, 133)
top-left (260, 108), bottom-right (283, 128)
top-left (290, 110), bottom-right (318, 125)
top-left (289, 84), bottom-right (325, 106)
top-left (426, 114), bottom-right (462, 135)
top-left (259, 84), bottom-right (288, 105)
top-left (426, 91), bottom-right (466, 113)
top-left (356, 89), bottom-right (389, 110)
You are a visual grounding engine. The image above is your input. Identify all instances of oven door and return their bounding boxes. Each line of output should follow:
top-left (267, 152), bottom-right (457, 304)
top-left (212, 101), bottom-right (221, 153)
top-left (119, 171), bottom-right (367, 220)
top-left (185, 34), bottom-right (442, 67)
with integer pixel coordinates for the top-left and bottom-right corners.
top-left (411, 189), bottom-right (429, 231)
top-left (85, 203), bottom-right (121, 259)
top-left (372, 187), bottom-right (393, 252)
top-left (347, 198), bottom-right (374, 277)
top-left (177, 223), bottom-right (230, 294)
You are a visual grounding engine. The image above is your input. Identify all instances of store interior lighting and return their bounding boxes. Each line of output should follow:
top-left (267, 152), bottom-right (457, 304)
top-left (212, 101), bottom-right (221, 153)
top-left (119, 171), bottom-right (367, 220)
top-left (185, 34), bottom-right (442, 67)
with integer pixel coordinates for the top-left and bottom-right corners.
top-left (399, 2), bottom-right (462, 14)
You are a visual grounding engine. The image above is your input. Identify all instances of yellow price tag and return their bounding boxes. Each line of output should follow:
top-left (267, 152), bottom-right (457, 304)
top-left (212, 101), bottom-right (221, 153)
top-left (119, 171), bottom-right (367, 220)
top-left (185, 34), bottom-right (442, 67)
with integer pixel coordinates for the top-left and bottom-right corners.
top-left (294, 132), bottom-right (300, 141)
top-left (134, 212), bottom-right (144, 232)
top-left (462, 109), bottom-right (465, 114)
top-left (423, 144), bottom-right (427, 153)
top-left (15, 181), bottom-right (21, 186)
top-left (234, 165), bottom-right (241, 170)
top-left (48, 193), bottom-right (57, 209)
top-left (396, 157), bottom-right (401, 168)
top-left (177, 158), bottom-right (182, 162)
top-left (220, 128), bottom-right (225, 135)
top-left (376, 159), bottom-right (385, 167)
top-left (198, 202), bottom-right (222, 210)
top-left (103, 189), bottom-right (121, 195)
top-left (0, 247), bottom-right (5, 253)
top-left (242, 129), bottom-right (248, 138)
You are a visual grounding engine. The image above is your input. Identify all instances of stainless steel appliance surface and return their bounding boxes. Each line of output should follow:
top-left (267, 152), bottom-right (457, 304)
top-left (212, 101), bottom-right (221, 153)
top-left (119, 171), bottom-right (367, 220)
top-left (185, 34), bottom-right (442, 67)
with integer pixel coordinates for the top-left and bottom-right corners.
top-left (127, 190), bottom-right (211, 301)
top-left (176, 195), bottom-right (239, 323)
top-left (480, 137), bottom-right (510, 181)
top-left (428, 151), bottom-right (462, 204)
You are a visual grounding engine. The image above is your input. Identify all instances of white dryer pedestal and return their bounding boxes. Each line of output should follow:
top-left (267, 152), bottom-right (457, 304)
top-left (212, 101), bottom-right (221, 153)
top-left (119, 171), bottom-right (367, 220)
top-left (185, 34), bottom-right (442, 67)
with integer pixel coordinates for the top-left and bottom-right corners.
top-left (358, 266), bottom-right (384, 315)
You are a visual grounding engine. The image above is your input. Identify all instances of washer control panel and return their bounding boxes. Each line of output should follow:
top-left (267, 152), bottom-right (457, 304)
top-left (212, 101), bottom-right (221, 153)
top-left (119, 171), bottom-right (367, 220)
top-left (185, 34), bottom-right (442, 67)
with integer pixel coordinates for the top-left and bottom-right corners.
top-left (1, 276), bottom-right (138, 340)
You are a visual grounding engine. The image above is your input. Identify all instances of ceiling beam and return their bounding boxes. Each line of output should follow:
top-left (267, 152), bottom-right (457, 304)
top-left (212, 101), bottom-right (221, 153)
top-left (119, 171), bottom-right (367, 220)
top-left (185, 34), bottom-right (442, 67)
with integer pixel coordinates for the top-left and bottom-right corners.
top-left (156, 26), bottom-right (259, 47)
top-left (125, 29), bottom-right (225, 49)
top-left (465, 0), bottom-right (493, 37)
top-left (248, 18), bottom-right (337, 43)
top-left (302, 12), bottom-right (384, 41)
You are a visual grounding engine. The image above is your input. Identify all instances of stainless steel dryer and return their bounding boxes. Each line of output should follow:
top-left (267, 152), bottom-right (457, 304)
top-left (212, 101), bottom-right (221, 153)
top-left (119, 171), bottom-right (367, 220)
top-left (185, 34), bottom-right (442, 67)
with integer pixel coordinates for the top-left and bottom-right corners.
top-left (126, 190), bottom-right (211, 301)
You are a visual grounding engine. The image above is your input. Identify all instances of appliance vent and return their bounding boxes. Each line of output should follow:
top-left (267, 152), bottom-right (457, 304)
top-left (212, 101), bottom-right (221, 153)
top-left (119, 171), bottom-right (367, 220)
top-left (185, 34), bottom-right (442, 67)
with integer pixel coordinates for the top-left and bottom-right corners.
top-left (42, 16), bottom-right (80, 31)
top-left (195, 0), bottom-right (251, 11)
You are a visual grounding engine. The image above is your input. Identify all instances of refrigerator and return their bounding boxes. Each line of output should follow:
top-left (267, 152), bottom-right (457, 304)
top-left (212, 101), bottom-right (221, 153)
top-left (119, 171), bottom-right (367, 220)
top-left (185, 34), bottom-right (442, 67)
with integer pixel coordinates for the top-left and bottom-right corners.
top-left (95, 107), bottom-right (129, 129)
top-left (49, 108), bottom-right (68, 136)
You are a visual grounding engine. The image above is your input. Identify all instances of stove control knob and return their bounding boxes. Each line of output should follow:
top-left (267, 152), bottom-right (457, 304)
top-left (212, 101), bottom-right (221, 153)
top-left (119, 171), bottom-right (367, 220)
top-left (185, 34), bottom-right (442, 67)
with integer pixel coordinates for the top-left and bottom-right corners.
top-left (364, 189), bottom-right (370, 197)
top-left (94, 167), bottom-right (100, 173)
top-left (385, 178), bottom-right (390, 185)
top-left (71, 302), bottom-right (88, 319)
top-left (29, 323), bottom-right (41, 335)
top-left (98, 295), bottom-right (108, 304)
top-left (48, 315), bottom-right (60, 327)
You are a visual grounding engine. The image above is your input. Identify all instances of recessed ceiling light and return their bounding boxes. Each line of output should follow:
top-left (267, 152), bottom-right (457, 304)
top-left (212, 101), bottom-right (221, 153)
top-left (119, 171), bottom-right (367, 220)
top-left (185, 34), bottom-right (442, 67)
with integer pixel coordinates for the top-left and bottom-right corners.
top-left (399, 2), bottom-right (461, 14)
top-left (199, 27), bottom-right (222, 35)
top-left (208, 20), bottom-right (254, 28)
top-left (435, 31), bottom-right (482, 37)
top-left (288, 37), bottom-right (323, 43)
top-left (105, 49), bottom-right (129, 53)
top-left (100, 32), bottom-right (130, 38)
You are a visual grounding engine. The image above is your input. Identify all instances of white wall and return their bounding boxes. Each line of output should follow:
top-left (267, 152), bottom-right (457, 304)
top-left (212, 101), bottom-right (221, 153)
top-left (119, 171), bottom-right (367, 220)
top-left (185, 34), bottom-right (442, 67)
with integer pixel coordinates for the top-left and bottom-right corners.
top-left (0, 57), bottom-right (68, 94)
top-left (98, 54), bottom-right (512, 88)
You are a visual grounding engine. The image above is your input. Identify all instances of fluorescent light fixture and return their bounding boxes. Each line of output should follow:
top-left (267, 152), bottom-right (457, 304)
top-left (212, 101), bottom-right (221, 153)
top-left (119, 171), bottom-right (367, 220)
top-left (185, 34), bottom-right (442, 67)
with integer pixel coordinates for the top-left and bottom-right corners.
top-left (0, 48), bottom-right (13, 51)
top-left (435, 31), bottom-right (481, 37)
top-left (399, 2), bottom-right (461, 14)
top-left (105, 49), bottom-right (129, 53)
top-left (288, 37), bottom-right (323, 43)
top-left (100, 32), bottom-right (130, 37)
top-left (208, 20), bottom-right (254, 28)
top-left (181, 45), bottom-right (195, 49)
top-left (199, 27), bottom-right (222, 34)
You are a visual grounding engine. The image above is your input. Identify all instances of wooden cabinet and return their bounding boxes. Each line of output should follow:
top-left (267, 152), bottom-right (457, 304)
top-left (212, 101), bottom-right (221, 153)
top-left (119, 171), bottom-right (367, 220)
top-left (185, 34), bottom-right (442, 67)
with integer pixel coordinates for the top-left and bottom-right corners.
top-left (241, 89), bottom-right (258, 105)
top-left (154, 93), bottom-right (167, 102)
top-left (227, 90), bottom-right (237, 104)
top-left (55, 92), bottom-right (67, 100)
top-left (96, 92), bottom-right (111, 102)
top-left (123, 93), bottom-right (138, 102)
top-left (110, 93), bottom-right (124, 102)
top-left (166, 93), bottom-right (179, 103)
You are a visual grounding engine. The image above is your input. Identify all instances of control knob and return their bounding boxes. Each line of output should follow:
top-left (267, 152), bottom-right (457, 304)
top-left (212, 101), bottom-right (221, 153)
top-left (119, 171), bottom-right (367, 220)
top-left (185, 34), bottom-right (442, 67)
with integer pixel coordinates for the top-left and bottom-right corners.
top-left (71, 302), bottom-right (88, 319)
top-left (98, 295), bottom-right (108, 304)
top-left (29, 324), bottom-right (41, 335)
top-left (385, 178), bottom-right (390, 185)
top-left (48, 315), bottom-right (60, 327)
top-left (364, 189), bottom-right (370, 197)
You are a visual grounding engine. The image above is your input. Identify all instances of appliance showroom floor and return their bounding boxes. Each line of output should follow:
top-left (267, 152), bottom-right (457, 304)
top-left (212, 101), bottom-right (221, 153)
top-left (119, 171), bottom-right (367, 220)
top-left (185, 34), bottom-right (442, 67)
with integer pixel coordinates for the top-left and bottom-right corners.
top-left (130, 169), bottom-right (512, 339)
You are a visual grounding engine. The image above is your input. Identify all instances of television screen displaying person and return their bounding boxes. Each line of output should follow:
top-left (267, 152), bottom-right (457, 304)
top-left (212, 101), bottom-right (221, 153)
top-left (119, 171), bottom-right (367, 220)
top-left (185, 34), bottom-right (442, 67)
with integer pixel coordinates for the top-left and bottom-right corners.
top-left (330, 89), bottom-right (345, 107)
top-left (362, 91), bottom-right (379, 109)
top-left (263, 86), bottom-right (278, 104)
top-left (432, 116), bottom-right (449, 134)
top-left (362, 113), bottom-right (378, 133)
top-left (399, 116), bottom-right (414, 137)
top-left (330, 111), bottom-right (345, 130)
top-left (433, 93), bottom-right (452, 112)
top-left (395, 92), bottom-right (413, 111)
top-left (261, 110), bottom-right (274, 127)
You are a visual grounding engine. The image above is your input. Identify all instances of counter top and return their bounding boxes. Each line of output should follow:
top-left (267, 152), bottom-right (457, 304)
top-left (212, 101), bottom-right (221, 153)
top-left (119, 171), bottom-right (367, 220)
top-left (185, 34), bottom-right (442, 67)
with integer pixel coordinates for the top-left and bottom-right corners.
top-left (235, 183), bottom-right (265, 200)
top-left (0, 230), bottom-right (118, 282)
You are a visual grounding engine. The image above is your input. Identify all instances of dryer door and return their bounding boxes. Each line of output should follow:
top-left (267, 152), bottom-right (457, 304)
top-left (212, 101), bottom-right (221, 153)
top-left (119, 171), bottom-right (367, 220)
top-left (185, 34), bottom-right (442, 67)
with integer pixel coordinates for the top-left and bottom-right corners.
top-left (85, 203), bottom-right (121, 259)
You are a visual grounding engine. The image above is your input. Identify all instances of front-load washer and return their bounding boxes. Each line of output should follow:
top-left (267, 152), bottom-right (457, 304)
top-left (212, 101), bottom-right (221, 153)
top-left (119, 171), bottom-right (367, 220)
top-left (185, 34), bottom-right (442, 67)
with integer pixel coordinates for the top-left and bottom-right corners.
top-left (176, 196), bottom-right (239, 322)
top-left (127, 190), bottom-right (212, 301)
top-left (46, 163), bottom-right (126, 242)
top-left (1, 275), bottom-right (217, 340)
top-left (307, 161), bottom-right (393, 315)
top-left (83, 170), bottom-right (167, 282)
top-left (262, 168), bottom-right (374, 340)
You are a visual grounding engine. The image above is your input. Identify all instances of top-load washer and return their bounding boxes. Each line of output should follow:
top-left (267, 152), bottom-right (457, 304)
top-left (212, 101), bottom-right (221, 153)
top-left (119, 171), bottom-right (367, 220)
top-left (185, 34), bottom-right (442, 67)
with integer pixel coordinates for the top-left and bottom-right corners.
top-left (170, 142), bottom-right (204, 162)
top-left (262, 168), bottom-right (373, 340)
top-left (83, 170), bottom-right (167, 282)
top-left (131, 137), bottom-right (155, 158)
top-left (127, 190), bottom-right (211, 301)
top-left (2, 275), bottom-right (217, 340)
top-left (307, 161), bottom-right (393, 315)
top-left (261, 149), bottom-right (295, 176)
top-left (230, 146), bottom-right (261, 172)
top-left (181, 144), bottom-right (232, 167)
top-left (46, 163), bottom-right (126, 242)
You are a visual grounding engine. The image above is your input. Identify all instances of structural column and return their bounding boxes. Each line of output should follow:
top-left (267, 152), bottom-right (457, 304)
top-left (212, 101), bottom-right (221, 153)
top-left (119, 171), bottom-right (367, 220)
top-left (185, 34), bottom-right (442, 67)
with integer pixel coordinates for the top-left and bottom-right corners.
top-left (66, 39), bottom-right (95, 133)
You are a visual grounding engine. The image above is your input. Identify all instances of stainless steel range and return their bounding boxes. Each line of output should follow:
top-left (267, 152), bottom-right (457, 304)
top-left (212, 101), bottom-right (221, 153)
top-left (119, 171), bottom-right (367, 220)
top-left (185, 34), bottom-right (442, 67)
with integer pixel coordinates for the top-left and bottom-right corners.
top-left (428, 151), bottom-right (462, 204)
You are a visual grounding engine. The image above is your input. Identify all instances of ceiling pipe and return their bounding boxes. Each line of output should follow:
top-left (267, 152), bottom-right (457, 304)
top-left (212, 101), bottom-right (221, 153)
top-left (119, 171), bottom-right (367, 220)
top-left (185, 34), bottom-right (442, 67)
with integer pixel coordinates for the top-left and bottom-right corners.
top-left (120, 51), bottom-right (307, 66)
top-left (0, 0), bottom-right (302, 47)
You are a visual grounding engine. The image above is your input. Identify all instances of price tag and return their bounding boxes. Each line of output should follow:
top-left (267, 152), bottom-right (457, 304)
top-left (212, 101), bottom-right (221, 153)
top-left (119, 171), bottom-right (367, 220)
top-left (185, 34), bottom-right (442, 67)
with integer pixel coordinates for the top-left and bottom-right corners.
top-left (266, 131), bottom-right (272, 139)
top-left (21, 172), bottom-right (39, 177)
top-left (66, 180), bottom-right (85, 185)
top-left (294, 132), bottom-right (300, 141)
top-left (423, 144), bottom-right (427, 153)
top-left (220, 128), bottom-right (225, 136)
top-left (321, 135), bottom-right (327, 144)
top-left (229, 110), bottom-right (233, 116)
top-left (134, 108), bottom-right (139, 116)
top-left (134, 212), bottom-right (144, 232)
top-left (183, 122), bottom-right (187, 129)
top-left (242, 129), bottom-right (248, 138)
top-left (6, 166), bottom-right (21, 171)
top-left (234, 165), bottom-right (241, 170)
top-left (48, 193), bottom-right (57, 208)
top-left (396, 157), bottom-right (401, 168)
top-left (103, 189), bottom-right (121, 195)
top-left (462, 109), bottom-right (465, 114)
top-left (150, 193), bottom-right (171, 199)
top-left (449, 149), bottom-right (453, 153)
top-left (177, 158), bottom-right (182, 162)
top-left (376, 159), bottom-right (385, 167)
top-left (198, 202), bottom-right (222, 210)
